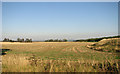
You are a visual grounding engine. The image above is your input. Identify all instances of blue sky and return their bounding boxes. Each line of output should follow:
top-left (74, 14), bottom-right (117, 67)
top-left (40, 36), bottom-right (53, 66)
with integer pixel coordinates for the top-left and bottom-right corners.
top-left (2, 0), bottom-right (120, 2)
top-left (2, 2), bottom-right (118, 40)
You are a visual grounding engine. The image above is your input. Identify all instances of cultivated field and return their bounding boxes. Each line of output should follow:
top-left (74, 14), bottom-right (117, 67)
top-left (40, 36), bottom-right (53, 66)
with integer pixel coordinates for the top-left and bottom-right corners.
top-left (1, 42), bottom-right (119, 72)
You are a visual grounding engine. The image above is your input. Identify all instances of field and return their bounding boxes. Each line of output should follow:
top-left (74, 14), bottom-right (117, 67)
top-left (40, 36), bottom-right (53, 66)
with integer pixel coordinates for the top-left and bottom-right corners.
top-left (1, 42), bottom-right (119, 72)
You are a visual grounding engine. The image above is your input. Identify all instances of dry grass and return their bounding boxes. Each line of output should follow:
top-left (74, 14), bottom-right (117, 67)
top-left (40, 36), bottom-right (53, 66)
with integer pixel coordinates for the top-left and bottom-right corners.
top-left (0, 42), bottom-right (33, 44)
top-left (87, 38), bottom-right (120, 52)
top-left (2, 54), bottom-right (30, 72)
top-left (2, 54), bottom-right (119, 72)
top-left (1, 42), bottom-right (120, 72)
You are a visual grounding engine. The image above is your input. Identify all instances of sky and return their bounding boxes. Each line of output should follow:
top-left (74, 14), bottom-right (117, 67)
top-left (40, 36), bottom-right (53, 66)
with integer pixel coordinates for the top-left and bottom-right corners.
top-left (1, 0), bottom-right (120, 2)
top-left (2, 2), bottom-right (118, 41)
top-left (0, 1), bottom-right (2, 41)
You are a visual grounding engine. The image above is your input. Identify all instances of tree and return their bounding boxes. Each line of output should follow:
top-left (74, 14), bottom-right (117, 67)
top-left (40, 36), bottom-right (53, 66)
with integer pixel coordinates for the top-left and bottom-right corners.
top-left (54, 39), bottom-right (59, 42)
top-left (25, 38), bottom-right (29, 42)
top-left (29, 39), bottom-right (32, 42)
top-left (63, 39), bottom-right (67, 42)
top-left (17, 38), bottom-right (21, 42)
top-left (49, 39), bottom-right (53, 42)
top-left (21, 38), bottom-right (24, 42)
top-left (3, 38), bottom-right (7, 42)
top-left (59, 39), bottom-right (62, 42)
top-left (3, 38), bottom-right (9, 42)
top-left (25, 38), bottom-right (32, 42)
top-left (9, 39), bottom-right (14, 42)
top-left (45, 40), bottom-right (48, 42)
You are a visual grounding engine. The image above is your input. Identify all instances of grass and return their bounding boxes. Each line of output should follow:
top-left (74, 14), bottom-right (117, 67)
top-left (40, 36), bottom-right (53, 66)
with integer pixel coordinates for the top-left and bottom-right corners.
top-left (87, 38), bottom-right (120, 52)
top-left (1, 42), bottom-right (120, 72)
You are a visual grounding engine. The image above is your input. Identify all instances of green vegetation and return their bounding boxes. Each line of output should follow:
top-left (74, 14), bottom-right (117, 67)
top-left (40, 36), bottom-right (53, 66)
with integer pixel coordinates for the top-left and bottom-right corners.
top-left (1, 42), bottom-right (119, 72)
top-left (45, 39), bottom-right (67, 42)
top-left (87, 38), bottom-right (120, 53)
top-left (3, 38), bottom-right (32, 42)
top-left (75, 35), bottom-right (120, 42)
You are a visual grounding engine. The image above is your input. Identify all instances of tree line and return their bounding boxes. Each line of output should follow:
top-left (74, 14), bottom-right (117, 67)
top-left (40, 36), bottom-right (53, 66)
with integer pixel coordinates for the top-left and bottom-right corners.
top-left (45, 39), bottom-right (67, 42)
top-left (74, 35), bottom-right (120, 42)
top-left (3, 38), bottom-right (32, 42)
top-left (2, 35), bottom-right (119, 42)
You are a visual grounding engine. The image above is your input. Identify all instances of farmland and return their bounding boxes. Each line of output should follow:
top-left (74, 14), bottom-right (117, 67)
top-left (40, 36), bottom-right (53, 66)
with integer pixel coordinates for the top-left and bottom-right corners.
top-left (1, 41), bottom-right (119, 72)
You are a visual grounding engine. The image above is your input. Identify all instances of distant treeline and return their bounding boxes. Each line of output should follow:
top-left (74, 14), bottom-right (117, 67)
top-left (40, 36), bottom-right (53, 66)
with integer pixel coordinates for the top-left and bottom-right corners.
top-left (2, 35), bottom-right (119, 42)
top-left (3, 38), bottom-right (32, 42)
top-left (74, 35), bottom-right (120, 42)
top-left (45, 39), bottom-right (67, 42)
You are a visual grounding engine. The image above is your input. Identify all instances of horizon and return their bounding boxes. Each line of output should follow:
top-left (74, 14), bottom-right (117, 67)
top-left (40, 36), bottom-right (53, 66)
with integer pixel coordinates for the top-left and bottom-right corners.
top-left (1, 35), bottom-right (119, 41)
top-left (2, 2), bottom-right (118, 41)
